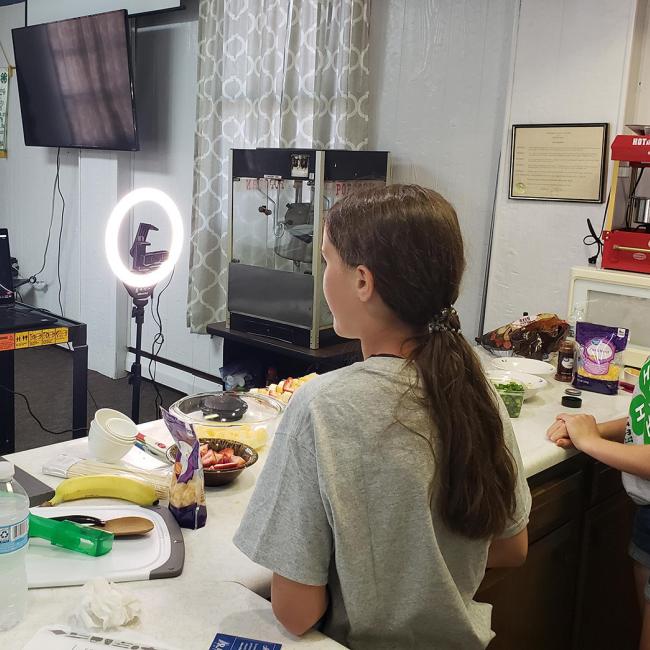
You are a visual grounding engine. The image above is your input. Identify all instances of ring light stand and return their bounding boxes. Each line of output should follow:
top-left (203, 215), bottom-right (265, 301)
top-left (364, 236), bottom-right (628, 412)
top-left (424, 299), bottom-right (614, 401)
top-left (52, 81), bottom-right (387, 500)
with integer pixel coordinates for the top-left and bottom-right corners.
top-left (105, 188), bottom-right (183, 423)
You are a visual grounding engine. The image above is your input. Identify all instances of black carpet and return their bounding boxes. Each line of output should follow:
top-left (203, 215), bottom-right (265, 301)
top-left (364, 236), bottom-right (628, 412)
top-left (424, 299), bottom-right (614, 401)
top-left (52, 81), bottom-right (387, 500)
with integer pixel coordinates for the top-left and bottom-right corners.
top-left (11, 346), bottom-right (184, 452)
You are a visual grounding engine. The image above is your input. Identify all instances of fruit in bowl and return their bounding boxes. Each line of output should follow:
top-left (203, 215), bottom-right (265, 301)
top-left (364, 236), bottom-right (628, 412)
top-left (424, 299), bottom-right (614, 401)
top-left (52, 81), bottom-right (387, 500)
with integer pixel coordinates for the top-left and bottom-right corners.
top-left (167, 438), bottom-right (259, 487)
top-left (249, 373), bottom-right (318, 403)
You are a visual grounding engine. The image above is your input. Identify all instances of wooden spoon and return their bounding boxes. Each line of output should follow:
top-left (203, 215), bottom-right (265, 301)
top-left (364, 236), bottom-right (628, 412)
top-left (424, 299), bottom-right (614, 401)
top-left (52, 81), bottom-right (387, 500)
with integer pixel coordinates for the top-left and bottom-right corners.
top-left (51, 515), bottom-right (154, 537)
top-left (95, 516), bottom-right (154, 537)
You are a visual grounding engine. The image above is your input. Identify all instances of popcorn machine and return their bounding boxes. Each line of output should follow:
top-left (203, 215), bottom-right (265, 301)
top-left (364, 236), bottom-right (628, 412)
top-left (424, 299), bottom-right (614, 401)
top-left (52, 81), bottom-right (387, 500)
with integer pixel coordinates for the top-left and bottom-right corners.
top-left (603, 130), bottom-right (650, 274)
top-left (227, 148), bottom-right (390, 349)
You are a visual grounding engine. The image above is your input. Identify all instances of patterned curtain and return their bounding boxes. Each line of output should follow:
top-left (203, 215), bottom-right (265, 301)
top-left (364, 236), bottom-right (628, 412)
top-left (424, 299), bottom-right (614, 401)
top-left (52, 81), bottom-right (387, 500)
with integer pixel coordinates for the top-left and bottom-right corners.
top-left (187, 0), bottom-right (370, 333)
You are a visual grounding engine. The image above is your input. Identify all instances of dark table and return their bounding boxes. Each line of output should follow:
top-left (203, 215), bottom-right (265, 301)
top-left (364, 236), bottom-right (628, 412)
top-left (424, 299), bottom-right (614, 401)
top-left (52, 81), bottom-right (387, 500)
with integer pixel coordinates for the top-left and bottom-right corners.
top-left (0, 310), bottom-right (88, 454)
top-left (206, 321), bottom-right (361, 379)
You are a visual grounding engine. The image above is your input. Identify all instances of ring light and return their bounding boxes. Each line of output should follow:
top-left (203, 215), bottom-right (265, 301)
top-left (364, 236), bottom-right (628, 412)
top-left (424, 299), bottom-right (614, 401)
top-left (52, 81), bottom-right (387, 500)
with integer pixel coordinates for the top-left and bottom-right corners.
top-left (105, 187), bottom-right (183, 288)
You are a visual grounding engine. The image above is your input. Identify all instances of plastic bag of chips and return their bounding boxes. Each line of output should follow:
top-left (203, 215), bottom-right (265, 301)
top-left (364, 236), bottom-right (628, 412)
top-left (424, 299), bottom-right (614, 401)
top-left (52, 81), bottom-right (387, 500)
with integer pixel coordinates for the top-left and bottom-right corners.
top-left (161, 408), bottom-right (207, 529)
top-left (477, 313), bottom-right (569, 360)
top-left (573, 322), bottom-right (629, 395)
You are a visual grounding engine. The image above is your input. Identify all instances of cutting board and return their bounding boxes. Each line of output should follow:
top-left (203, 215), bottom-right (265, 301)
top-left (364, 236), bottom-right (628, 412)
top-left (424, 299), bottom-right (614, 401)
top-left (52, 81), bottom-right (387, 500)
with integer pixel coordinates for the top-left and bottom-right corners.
top-left (26, 504), bottom-right (184, 588)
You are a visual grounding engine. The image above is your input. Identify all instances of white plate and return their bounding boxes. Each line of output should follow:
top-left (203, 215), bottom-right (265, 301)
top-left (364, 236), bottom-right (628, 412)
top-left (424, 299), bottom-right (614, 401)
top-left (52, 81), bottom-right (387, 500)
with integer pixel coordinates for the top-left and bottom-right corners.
top-left (491, 357), bottom-right (556, 376)
top-left (486, 370), bottom-right (548, 400)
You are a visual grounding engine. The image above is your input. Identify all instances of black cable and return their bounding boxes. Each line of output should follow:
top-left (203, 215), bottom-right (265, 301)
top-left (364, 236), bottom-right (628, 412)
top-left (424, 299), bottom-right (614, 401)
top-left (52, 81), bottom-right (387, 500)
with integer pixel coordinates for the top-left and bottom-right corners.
top-left (148, 269), bottom-right (174, 412)
top-left (583, 189), bottom-right (610, 264)
top-left (55, 148), bottom-right (66, 317)
top-left (87, 386), bottom-right (100, 412)
top-left (0, 384), bottom-right (72, 435)
top-left (27, 151), bottom-right (60, 283)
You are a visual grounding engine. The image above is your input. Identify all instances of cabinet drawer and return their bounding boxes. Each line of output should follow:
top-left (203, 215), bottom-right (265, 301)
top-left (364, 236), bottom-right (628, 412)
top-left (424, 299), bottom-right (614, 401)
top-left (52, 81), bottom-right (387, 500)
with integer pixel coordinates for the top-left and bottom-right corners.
top-left (588, 461), bottom-right (624, 507)
top-left (528, 471), bottom-right (584, 544)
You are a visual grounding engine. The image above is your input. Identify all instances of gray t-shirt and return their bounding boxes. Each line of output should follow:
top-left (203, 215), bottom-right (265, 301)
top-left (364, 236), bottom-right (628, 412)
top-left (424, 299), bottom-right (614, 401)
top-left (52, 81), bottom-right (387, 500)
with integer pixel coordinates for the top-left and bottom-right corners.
top-left (234, 356), bottom-right (531, 649)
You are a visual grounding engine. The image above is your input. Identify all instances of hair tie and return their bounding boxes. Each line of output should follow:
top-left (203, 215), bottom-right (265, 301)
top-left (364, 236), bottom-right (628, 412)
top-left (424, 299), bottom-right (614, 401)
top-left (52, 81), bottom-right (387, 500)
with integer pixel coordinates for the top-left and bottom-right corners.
top-left (427, 307), bottom-right (461, 334)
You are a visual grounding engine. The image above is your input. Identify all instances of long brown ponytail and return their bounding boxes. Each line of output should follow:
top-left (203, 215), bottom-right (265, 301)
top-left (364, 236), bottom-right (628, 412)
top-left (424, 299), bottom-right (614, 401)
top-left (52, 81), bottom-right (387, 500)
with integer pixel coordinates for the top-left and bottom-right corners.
top-left (325, 184), bottom-right (517, 539)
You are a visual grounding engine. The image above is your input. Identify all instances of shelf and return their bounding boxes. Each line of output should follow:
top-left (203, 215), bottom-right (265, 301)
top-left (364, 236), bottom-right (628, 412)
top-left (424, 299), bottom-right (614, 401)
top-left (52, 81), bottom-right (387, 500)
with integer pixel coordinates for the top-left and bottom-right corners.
top-left (206, 321), bottom-right (361, 363)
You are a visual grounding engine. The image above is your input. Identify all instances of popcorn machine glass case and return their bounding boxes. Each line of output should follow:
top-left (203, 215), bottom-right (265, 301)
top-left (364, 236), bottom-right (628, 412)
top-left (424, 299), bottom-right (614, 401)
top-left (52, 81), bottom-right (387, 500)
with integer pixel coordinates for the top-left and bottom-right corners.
top-left (227, 148), bottom-right (390, 349)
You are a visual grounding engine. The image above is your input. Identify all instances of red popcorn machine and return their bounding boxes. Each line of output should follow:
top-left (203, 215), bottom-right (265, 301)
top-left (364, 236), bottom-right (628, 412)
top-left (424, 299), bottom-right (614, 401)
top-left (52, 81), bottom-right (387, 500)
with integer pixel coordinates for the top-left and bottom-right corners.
top-left (603, 128), bottom-right (650, 274)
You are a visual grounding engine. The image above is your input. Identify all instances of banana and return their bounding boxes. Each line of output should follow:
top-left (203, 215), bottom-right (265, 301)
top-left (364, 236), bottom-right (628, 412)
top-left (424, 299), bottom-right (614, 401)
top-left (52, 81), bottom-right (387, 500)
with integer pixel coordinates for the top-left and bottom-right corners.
top-left (48, 475), bottom-right (158, 507)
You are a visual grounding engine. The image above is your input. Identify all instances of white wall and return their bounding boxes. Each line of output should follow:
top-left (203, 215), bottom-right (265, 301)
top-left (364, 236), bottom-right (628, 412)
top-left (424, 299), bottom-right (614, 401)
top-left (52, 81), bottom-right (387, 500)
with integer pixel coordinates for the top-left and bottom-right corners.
top-left (0, 0), bottom-right (224, 393)
top-left (2, 0), bottom-right (645, 395)
top-left (483, 0), bottom-right (639, 331)
top-left (129, 5), bottom-right (224, 396)
top-left (368, 0), bottom-right (517, 338)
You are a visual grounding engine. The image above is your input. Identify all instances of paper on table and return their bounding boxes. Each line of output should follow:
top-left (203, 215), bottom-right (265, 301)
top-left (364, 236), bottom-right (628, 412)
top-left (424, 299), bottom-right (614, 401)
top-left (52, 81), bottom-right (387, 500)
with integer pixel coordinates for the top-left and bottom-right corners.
top-left (23, 625), bottom-right (181, 650)
top-left (122, 445), bottom-right (170, 470)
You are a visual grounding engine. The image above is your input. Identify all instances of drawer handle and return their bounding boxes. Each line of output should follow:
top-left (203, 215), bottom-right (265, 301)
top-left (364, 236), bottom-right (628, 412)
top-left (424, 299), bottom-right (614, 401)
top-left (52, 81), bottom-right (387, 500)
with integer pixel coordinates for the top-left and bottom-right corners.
top-left (613, 244), bottom-right (650, 253)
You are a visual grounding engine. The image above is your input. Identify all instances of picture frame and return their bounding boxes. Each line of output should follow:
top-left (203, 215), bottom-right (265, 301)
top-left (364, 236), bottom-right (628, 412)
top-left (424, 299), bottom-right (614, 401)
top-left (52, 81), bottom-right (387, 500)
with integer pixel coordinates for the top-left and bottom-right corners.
top-left (509, 123), bottom-right (608, 203)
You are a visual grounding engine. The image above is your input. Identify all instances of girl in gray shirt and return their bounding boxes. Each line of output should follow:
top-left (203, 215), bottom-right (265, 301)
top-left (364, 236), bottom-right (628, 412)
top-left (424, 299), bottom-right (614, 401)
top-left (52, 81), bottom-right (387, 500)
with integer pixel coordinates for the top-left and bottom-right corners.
top-left (235, 184), bottom-right (531, 649)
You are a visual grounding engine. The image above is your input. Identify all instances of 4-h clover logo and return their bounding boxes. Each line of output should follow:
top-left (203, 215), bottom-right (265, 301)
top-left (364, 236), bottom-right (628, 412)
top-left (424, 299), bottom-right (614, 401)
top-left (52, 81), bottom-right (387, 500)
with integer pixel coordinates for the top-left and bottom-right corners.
top-left (0, 72), bottom-right (8, 84)
top-left (630, 361), bottom-right (650, 444)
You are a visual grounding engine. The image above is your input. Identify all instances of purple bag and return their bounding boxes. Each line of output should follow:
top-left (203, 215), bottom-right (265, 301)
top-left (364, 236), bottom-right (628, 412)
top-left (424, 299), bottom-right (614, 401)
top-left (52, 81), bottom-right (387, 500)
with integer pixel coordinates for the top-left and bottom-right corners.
top-left (161, 408), bottom-right (207, 529)
top-left (573, 322), bottom-right (629, 395)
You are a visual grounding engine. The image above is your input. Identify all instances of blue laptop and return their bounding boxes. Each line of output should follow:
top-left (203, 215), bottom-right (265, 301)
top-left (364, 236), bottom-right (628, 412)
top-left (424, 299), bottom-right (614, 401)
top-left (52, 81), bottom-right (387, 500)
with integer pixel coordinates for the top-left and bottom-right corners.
top-left (0, 228), bottom-right (57, 332)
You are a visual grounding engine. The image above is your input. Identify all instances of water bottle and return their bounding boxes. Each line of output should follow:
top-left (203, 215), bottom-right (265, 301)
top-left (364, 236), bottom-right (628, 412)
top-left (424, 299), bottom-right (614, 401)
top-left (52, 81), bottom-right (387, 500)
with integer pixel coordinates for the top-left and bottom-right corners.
top-left (0, 461), bottom-right (29, 631)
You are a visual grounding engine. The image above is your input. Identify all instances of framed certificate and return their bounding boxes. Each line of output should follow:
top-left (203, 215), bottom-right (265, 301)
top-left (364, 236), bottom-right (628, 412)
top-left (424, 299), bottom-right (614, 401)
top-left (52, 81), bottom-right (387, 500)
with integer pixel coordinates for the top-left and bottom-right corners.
top-left (509, 123), bottom-right (608, 202)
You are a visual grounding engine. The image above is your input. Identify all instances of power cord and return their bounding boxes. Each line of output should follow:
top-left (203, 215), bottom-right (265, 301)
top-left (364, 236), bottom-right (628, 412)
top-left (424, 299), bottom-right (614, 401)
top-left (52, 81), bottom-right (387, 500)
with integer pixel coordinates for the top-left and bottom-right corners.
top-left (27, 147), bottom-right (61, 285)
top-left (584, 189), bottom-right (611, 264)
top-left (0, 384), bottom-right (72, 435)
top-left (148, 269), bottom-right (174, 413)
top-left (54, 147), bottom-right (65, 317)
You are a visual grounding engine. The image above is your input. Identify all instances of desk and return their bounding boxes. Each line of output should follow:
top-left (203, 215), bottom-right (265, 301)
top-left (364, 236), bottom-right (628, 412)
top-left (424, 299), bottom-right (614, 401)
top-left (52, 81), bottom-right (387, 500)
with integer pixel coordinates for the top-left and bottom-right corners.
top-left (0, 310), bottom-right (88, 454)
top-left (1, 425), bottom-right (344, 649)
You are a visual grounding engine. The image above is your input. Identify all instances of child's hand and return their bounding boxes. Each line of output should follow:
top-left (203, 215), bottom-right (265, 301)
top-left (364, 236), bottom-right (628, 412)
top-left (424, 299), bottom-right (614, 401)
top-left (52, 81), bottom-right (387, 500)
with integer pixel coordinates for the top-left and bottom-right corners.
top-left (556, 414), bottom-right (601, 452)
top-left (546, 415), bottom-right (575, 449)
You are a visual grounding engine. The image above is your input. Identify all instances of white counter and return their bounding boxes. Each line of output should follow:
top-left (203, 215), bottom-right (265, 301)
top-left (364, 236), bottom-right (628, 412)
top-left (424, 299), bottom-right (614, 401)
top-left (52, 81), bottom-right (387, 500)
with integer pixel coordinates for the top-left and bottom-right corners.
top-left (1, 423), bottom-right (344, 650)
top-left (480, 360), bottom-right (631, 478)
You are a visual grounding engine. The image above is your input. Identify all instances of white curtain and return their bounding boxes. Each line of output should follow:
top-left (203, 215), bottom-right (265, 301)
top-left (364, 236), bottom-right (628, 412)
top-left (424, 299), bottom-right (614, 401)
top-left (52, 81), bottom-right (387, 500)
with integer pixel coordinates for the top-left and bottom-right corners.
top-left (187, 0), bottom-right (371, 333)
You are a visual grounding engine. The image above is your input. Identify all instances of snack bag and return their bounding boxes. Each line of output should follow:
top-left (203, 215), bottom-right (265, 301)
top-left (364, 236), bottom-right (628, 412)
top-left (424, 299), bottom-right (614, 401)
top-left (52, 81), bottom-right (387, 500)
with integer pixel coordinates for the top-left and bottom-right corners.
top-left (477, 313), bottom-right (568, 360)
top-left (573, 322), bottom-right (629, 395)
top-left (161, 408), bottom-right (207, 529)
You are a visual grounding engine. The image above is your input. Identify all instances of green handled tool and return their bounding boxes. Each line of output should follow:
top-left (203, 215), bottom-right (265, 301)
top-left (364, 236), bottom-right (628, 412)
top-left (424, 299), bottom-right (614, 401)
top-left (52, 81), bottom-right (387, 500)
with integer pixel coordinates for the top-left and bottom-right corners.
top-left (28, 513), bottom-right (114, 557)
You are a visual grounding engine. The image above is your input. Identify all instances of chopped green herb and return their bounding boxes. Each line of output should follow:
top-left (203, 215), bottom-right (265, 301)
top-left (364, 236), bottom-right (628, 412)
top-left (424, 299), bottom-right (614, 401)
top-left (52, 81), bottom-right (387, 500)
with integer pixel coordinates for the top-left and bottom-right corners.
top-left (493, 381), bottom-right (525, 392)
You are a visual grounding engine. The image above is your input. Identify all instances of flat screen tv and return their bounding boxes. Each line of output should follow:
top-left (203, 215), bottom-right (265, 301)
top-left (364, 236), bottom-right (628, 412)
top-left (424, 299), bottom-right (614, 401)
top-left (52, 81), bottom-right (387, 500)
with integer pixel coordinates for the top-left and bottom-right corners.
top-left (12, 10), bottom-right (139, 151)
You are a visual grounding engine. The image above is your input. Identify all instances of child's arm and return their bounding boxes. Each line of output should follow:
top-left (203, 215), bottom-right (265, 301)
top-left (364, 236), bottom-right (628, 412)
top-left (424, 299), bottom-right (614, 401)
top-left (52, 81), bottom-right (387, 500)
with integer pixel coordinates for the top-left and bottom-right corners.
top-left (558, 414), bottom-right (650, 479)
top-left (487, 528), bottom-right (528, 568)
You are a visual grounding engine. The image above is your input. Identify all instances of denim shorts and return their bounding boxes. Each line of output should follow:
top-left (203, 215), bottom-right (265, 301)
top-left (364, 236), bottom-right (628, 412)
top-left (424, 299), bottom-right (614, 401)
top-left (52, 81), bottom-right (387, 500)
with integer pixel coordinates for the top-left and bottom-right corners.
top-left (629, 505), bottom-right (650, 599)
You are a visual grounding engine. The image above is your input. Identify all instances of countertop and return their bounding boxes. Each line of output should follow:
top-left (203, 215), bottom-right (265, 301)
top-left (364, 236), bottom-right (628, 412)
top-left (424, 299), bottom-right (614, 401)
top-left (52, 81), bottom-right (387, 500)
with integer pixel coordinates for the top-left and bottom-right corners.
top-left (475, 350), bottom-right (631, 478)
top-left (2, 422), bottom-right (343, 650)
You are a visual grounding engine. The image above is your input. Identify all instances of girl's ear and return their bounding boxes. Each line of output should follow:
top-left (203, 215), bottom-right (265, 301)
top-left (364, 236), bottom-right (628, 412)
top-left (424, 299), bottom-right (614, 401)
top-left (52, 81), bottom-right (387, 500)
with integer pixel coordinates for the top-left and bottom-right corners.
top-left (355, 265), bottom-right (374, 303)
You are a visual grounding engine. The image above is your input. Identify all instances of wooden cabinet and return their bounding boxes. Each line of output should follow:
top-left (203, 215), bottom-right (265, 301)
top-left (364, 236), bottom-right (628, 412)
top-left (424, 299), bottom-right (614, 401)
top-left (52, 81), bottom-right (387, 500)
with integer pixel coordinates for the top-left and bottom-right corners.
top-left (573, 487), bottom-right (639, 649)
top-left (479, 520), bottom-right (581, 650)
top-left (477, 457), bottom-right (641, 649)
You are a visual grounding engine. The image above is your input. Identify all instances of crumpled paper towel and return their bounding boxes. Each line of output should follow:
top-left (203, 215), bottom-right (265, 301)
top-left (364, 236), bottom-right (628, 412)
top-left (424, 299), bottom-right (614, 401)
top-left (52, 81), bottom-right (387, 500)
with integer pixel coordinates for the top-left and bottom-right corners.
top-left (70, 578), bottom-right (141, 631)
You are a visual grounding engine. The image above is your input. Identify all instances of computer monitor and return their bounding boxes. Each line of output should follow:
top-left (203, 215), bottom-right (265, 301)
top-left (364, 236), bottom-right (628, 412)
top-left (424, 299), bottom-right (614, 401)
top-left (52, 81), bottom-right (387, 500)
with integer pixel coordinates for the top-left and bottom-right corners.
top-left (0, 229), bottom-right (15, 306)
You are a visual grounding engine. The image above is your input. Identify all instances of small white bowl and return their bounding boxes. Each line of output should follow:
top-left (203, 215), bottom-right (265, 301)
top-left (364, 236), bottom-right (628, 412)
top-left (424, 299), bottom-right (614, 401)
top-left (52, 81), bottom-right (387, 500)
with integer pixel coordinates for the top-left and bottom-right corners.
top-left (486, 370), bottom-right (548, 401)
top-left (105, 417), bottom-right (137, 441)
top-left (88, 419), bottom-right (134, 462)
top-left (623, 366), bottom-right (641, 388)
top-left (491, 357), bottom-right (556, 376)
top-left (94, 408), bottom-right (133, 432)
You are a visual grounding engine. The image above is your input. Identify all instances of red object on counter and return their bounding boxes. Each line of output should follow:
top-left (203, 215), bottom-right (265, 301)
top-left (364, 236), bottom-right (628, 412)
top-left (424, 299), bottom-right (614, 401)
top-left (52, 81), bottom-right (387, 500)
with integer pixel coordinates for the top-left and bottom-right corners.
top-left (602, 229), bottom-right (650, 274)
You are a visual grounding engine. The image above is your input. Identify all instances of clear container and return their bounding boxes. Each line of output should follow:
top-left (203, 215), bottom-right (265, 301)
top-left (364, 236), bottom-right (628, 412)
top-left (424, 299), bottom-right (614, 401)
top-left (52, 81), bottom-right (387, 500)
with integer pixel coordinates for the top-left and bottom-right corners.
top-left (168, 392), bottom-right (285, 450)
top-left (0, 461), bottom-right (30, 631)
top-left (493, 385), bottom-right (525, 418)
